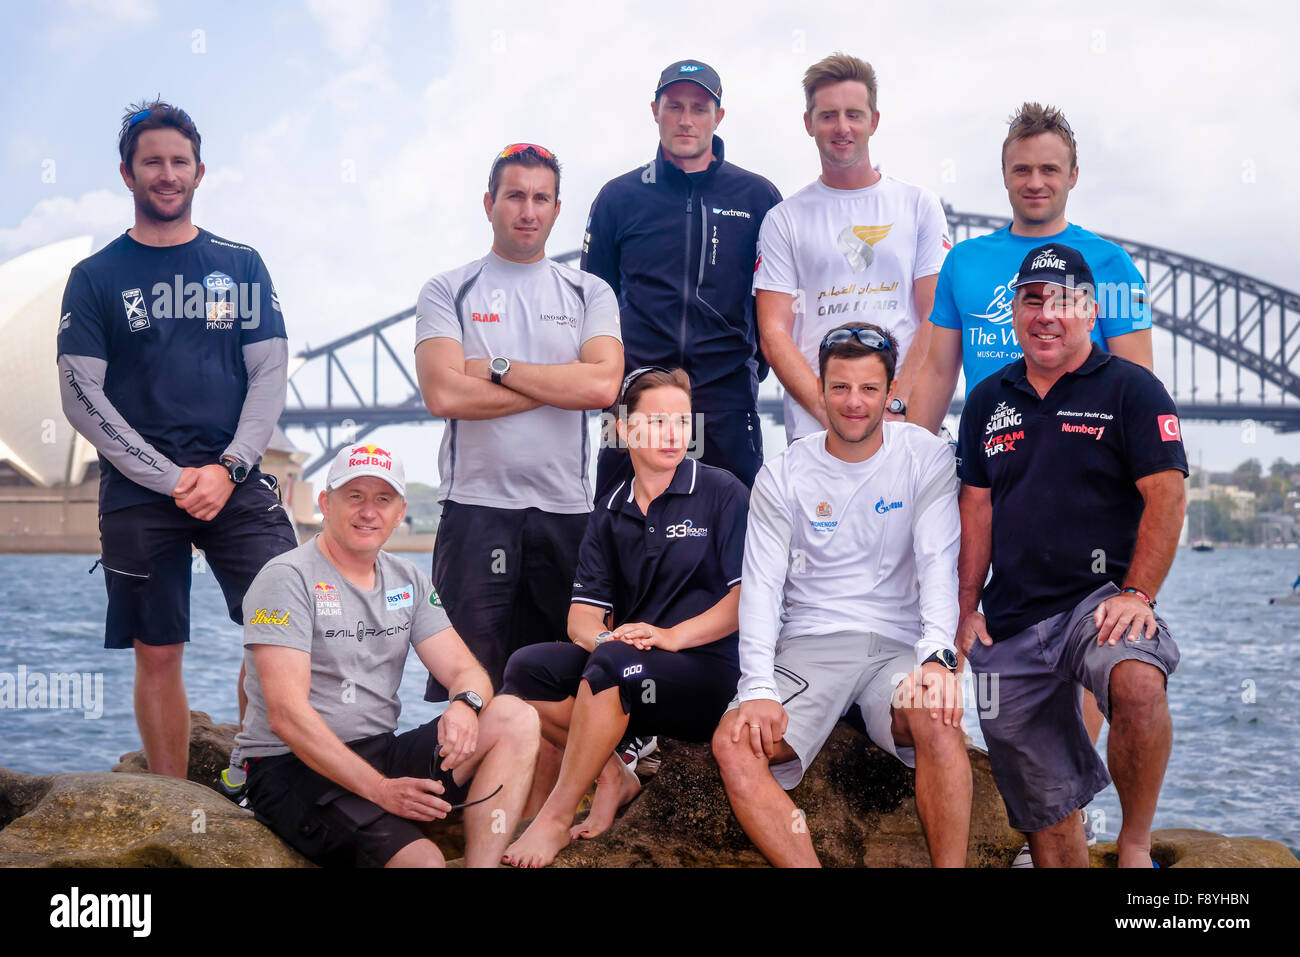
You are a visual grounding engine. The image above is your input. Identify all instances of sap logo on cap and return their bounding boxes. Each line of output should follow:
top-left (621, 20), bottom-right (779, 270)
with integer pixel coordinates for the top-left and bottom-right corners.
top-left (679, 64), bottom-right (701, 72)
top-left (386, 584), bottom-right (413, 609)
top-left (204, 271), bottom-right (234, 291)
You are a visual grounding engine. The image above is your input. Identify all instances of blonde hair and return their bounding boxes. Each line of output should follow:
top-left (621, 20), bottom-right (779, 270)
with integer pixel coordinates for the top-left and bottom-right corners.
top-left (802, 53), bottom-right (878, 115)
top-left (1003, 102), bottom-right (1077, 169)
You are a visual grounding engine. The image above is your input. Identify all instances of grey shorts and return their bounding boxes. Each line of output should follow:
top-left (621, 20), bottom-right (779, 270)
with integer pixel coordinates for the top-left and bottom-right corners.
top-left (727, 631), bottom-right (918, 790)
top-left (967, 582), bottom-right (1180, 833)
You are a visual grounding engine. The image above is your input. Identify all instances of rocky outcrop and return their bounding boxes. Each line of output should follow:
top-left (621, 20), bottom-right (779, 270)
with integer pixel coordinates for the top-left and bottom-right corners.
top-left (0, 766), bottom-right (310, 867)
top-left (112, 710), bottom-right (240, 792)
top-left (552, 723), bottom-right (1025, 867)
top-left (1091, 828), bottom-right (1299, 868)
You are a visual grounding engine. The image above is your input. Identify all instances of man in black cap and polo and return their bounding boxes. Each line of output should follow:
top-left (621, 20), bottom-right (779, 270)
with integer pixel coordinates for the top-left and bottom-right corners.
top-left (583, 59), bottom-right (782, 494)
top-left (954, 243), bottom-right (1187, 868)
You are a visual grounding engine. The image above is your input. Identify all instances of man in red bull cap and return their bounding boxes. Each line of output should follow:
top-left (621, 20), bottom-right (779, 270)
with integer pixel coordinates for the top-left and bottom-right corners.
top-left (235, 443), bottom-right (540, 867)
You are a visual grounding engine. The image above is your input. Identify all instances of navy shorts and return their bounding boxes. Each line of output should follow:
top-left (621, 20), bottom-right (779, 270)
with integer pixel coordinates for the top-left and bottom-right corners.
top-left (595, 408), bottom-right (763, 497)
top-left (426, 502), bottom-right (588, 700)
top-left (97, 472), bottom-right (298, 649)
top-left (967, 582), bottom-right (1180, 832)
top-left (501, 639), bottom-right (739, 742)
top-left (245, 717), bottom-right (473, 869)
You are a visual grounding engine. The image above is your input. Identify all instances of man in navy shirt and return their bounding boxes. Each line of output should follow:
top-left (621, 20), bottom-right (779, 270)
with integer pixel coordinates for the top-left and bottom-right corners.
top-left (57, 101), bottom-right (297, 781)
top-left (583, 60), bottom-right (782, 491)
top-left (956, 243), bottom-right (1186, 868)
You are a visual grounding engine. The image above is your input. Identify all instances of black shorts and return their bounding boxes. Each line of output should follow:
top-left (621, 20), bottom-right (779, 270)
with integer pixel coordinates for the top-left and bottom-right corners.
top-left (244, 717), bottom-right (473, 868)
top-left (97, 472), bottom-right (298, 649)
top-left (595, 408), bottom-right (763, 497)
top-left (426, 502), bottom-right (588, 699)
top-left (501, 639), bottom-right (739, 742)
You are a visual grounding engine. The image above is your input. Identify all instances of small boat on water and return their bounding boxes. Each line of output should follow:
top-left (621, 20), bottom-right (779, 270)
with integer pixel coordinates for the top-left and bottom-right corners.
top-left (1192, 539), bottom-right (1214, 552)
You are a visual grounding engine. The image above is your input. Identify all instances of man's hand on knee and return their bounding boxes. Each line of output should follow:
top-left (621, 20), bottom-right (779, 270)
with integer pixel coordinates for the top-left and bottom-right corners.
top-left (732, 699), bottom-right (788, 760)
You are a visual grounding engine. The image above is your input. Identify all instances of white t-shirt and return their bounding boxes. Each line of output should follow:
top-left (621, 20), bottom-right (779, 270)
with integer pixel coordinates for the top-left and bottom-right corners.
top-left (736, 421), bottom-right (960, 703)
top-left (753, 173), bottom-right (951, 441)
top-left (415, 252), bottom-right (621, 514)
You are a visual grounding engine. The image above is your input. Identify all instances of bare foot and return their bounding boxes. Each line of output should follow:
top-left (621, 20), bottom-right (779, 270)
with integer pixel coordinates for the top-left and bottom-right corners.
top-left (570, 755), bottom-right (641, 841)
top-left (1116, 842), bottom-right (1153, 868)
top-left (502, 812), bottom-right (572, 868)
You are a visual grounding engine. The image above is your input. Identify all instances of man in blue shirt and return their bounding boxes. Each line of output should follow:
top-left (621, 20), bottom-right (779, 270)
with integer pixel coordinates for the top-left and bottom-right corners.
top-left (909, 102), bottom-right (1154, 432)
top-left (57, 101), bottom-right (296, 782)
top-left (583, 60), bottom-right (782, 491)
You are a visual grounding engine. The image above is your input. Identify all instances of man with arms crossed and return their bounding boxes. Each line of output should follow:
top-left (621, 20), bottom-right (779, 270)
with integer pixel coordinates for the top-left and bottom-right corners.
top-left (755, 53), bottom-right (951, 442)
top-left (57, 100), bottom-right (296, 781)
top-left (909, 102), bottom-right (1154, 430)
top-left (713, 321), bottom-right (971, 867)
top-left (415, 143), bottom-right (623, 698)
top-left (583, 59), bottom-right (781, 491)
top-left (956, 244), bottom-right (1185, 868)
top-left (238, 444), bottom-right (539, 868)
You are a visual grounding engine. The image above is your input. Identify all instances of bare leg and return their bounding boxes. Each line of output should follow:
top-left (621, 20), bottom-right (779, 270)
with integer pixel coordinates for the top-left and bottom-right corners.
top-left (1106, 660), bottom-right (1172, 868)
top-left (1027, 811), bottom-right (1089, 867)
top-left (522, 697), bottom-right (571, 818)
top-left (237, 660), bottom-right (248, 724)
top-left (712, 709), bottom-right (819, 868)
top-left (503, 682), bottom-right (629, 867)
top-left (571, 751), bottom-right (640, 840)
top-left (1082, 688), bottom-right (1105, 745)
top-left (385, 838), bottom-right (445, 868)
top-left (134, 640), bottom-right (189, 778)
top-left (458, 695), bottom-right (540, 869)
top-left (892, 690), bottom-right (972, 867)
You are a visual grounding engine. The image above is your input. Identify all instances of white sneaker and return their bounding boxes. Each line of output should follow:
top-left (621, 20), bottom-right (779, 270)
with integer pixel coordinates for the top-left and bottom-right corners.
top-left (1082, 807), bottom-right (1097, 847)
top-left (1011, 843), bottom-right (1034, 868)
top-left (617, 735), bottom-right (658, 773)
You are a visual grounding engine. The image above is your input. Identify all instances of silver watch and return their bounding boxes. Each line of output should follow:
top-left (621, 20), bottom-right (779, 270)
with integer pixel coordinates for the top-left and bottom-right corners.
top-left (593, 630), bottom-right (614, 646)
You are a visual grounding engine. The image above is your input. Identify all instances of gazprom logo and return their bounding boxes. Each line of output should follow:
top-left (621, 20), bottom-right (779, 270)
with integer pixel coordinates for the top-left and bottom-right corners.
top-left (874, 497), bottom-right (903, 514)
top-left (679, 64), bottom-right (701, 72)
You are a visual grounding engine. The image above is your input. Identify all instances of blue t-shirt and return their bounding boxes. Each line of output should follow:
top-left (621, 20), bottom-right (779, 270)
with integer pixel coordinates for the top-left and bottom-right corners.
top-left (57, 228), bottom-right (286, 513)
top-left (929, 223), bottom-right (1150, 396)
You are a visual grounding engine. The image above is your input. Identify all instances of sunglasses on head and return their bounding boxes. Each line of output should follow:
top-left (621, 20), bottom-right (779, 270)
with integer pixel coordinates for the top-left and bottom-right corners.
top-left (128, 108), bottom-right (193, 130)
top-left (618, 365), bottom-right (673, 407)
top-left (1010, 114), bottom-right (1075, 144)
top-left (819, 327), bottom-right (893, 353)
top-left (497, 142), bottom-right (555, 161)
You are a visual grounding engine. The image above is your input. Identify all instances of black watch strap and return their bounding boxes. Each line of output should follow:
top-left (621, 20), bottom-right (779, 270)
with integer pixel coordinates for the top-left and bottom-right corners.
top-left (220, 455), bottom-right (248, 484)
top-left (451, 690), bottom-right (483, 715)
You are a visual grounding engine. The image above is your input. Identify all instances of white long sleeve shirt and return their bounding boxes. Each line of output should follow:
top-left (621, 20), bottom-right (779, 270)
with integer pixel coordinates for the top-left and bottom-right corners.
top-left (737, 421), bottom-right (960, 702)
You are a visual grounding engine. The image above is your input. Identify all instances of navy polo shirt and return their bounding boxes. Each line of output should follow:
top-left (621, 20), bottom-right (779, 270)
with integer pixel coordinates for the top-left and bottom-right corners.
top-left (571, 457), bottom-right (749, 665)
top-left (956, 345), bottom-right (1188, 640)
top-left (57, 228), bottom-right (286, 514)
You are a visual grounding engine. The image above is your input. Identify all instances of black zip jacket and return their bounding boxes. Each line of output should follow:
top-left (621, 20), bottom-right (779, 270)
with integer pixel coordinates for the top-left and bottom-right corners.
top-left (581, 135), bottom-right (781, 411)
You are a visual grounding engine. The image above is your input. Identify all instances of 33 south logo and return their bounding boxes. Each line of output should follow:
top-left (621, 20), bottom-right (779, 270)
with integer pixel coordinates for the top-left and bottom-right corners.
top-left (665, 519), bottom-right (708, 539)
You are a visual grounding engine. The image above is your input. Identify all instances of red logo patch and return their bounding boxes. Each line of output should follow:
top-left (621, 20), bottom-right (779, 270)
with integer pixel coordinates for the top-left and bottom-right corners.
top-left (1158, 415), bottom-right (1181, 442)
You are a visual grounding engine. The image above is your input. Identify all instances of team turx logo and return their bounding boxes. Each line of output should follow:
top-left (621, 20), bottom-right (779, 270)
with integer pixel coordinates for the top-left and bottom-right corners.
top-left (837, 224), bottom-right (892, 272)
top-left (984, 401), bottom-right (1024, 459)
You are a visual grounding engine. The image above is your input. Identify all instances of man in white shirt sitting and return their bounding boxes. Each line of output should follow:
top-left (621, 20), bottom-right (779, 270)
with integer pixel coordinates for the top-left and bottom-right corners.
top-left (712, 321), bottom-right (971, 867)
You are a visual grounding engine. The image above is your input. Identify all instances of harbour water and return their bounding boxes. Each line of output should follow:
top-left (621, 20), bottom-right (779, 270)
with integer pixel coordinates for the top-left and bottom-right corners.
top-left (1, 546), bottom-right (1297, 855)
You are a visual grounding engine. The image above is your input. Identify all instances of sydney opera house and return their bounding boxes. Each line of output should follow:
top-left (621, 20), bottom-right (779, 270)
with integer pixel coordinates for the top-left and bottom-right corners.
top-left (0, 238), bottom-right (320, 552)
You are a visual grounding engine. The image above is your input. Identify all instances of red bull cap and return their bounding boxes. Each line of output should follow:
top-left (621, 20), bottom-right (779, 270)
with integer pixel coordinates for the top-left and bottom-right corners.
top-left (326, 443), bottom-right (406, 496)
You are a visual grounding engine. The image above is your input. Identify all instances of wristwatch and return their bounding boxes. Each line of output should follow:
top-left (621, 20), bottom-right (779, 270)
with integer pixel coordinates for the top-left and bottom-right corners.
top-left (489, 356), bottom-right (511, 385)
top-left (922, 649), bottom-right (959, 673)
top-left (219, 455), bottom-right (249, 484)
top-left (593, 630), bottom-right (614, 647)
top-left (451, 690), bottom-right (483, 715)
top-left (887, 397), bottom-right (907, 415)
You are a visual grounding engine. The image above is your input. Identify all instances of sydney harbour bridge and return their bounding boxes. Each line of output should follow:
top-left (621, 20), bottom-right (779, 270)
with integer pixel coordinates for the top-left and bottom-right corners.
top-left (279, 207), bottom-right (1300, 475)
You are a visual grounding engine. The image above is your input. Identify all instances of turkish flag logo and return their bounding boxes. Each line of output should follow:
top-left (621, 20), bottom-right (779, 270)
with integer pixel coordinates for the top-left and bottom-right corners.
top-left (1158, 414), bottom-right (1181, 442)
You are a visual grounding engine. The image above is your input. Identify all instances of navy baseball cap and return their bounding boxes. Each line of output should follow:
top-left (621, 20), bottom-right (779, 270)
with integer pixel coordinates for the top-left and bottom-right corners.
top-left (1010, 243), bottom-right (1095, 293)
top-left (656, 60), bottom-right (722, 105)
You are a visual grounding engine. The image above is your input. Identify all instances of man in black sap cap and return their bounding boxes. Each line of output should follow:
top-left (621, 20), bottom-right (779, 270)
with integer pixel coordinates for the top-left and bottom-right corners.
top-left (954, 243), bottom-right (1187, 868)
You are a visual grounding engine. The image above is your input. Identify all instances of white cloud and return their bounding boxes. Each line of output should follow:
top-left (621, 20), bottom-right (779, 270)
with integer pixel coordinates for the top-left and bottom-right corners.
top-left (305, 0), bottom-right (390, 60)
top-left (0, 190), bottom-right (130, 257)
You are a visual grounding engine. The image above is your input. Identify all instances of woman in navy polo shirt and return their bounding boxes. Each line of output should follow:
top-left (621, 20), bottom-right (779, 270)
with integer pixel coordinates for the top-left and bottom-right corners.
top-left (500, 367), bottom-right (749, 868)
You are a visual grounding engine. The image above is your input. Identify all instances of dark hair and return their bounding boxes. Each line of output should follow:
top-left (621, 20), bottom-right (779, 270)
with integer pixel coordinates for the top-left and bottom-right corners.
top-left (118, 99), bottom-right (201, 169)
top-left (817, 321), bottom-right (898, 382)
top-left (488, 145), bottom-right (562, 201)
top-left (622, 366), bottom-right (691, 415)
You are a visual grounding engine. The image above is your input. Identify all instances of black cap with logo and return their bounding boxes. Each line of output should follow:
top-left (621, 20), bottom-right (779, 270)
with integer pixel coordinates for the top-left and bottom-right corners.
top-left (655, 60), bottom-right (722, 105)
top-left (1010, 243), bottom-right (1096, 293)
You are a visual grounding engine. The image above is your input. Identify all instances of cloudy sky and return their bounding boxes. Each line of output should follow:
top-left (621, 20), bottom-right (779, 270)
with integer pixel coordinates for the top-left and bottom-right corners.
top-left (4, 0), bottom-right (1298, 480)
